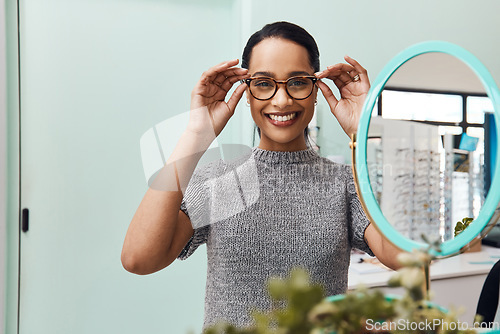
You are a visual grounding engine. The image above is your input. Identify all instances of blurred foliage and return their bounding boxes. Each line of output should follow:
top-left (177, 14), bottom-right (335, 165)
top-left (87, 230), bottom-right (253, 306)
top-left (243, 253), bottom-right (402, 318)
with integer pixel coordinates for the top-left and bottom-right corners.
top-left (454, 217), bottom-right (474, 237)
top-left (203, 248), bottom-right (476, 334)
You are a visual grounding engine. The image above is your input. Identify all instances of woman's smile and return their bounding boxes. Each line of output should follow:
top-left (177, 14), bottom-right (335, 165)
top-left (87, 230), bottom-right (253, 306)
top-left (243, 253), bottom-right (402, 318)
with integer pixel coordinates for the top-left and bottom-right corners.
top-left (264, 111), bottom-right (301, 126)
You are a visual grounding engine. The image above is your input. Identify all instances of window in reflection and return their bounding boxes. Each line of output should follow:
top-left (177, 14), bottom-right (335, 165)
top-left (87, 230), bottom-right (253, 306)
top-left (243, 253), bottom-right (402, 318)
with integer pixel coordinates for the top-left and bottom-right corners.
top-left (381, 90), bottom-right (463, 122)
top-left (438, 126), bottom-right (462, 136)
top-left (467, 96), bottom-right (494, 124)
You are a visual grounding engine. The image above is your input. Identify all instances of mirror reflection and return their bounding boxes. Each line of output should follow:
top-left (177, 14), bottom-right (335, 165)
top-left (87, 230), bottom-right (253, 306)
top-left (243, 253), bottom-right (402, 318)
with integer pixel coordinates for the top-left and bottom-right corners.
top-left (366, 53), bottom-right (495, 243)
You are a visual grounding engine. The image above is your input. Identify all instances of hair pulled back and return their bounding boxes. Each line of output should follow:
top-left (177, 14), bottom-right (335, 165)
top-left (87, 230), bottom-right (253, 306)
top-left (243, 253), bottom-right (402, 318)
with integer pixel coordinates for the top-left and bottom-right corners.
top-left (241, 21), bottom-right (320, 73)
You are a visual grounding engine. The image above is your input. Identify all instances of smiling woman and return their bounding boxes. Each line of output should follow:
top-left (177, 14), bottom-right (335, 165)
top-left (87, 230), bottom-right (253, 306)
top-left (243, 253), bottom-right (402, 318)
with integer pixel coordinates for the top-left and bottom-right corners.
top-left (6, 1), bottom-right (500, 333)
top-left (122, 21), bottom-right (402, 331)
top-left (245, 38), bottom-right (318, 151)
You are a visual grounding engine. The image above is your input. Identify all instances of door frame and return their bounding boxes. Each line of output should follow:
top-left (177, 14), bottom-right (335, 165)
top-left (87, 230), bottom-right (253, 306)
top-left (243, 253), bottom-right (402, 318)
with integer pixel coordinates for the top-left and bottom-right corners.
top-left (4, 0), bottom-right (21, 333)
top-left (0, 0), bottom-right (7, 330)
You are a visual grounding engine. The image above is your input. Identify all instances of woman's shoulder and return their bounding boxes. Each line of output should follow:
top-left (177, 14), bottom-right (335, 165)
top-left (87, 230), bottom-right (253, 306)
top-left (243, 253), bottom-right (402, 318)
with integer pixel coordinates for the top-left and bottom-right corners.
top-left (315, 156), bottom-right (354, 177)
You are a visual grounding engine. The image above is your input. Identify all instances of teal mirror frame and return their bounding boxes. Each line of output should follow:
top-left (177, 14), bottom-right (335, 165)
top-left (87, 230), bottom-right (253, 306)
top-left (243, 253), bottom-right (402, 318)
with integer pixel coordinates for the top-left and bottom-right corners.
top-left (355, 41), bottom-right (500, 256)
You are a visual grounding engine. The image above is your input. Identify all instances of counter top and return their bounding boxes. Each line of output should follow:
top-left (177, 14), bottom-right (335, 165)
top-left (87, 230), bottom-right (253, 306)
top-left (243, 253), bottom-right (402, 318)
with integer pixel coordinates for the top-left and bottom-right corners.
top-left (348, 245), bottom-right (500, 290)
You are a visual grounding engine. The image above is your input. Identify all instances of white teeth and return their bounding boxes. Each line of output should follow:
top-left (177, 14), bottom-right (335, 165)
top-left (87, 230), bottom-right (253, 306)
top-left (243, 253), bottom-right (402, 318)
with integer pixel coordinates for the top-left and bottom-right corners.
top-left (269, 113), bottom-right (297, 122)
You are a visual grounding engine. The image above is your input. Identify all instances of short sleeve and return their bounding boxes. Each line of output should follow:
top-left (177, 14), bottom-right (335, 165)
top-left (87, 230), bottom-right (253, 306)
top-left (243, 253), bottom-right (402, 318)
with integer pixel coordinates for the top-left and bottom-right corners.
top-left (176, 166), bottom-right (212, 261)
top-left (345, 165), bottom-right (375, 257)
top-left (177, 223), bottom-right (209, 260)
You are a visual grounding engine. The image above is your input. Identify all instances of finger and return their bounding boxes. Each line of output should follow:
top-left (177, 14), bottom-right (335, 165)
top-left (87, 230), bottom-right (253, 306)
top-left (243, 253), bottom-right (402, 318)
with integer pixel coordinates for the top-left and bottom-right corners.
top-left (315, 63), bottom-right (355, 79)
top-left (337, 72), bottom-right (354, 85)
top-left (195, 72), bottom-right (249, 100)
top-left (332, 77), bottom-right (346, 90)
top-left (327, 63), bottom-right (355, 72)
top-left (200, 59), bottom-right (241, 83)
top-left (344, 55), bottom-right (369, 81)
top-left (226, 82), bottom-right (248, 112)
top-left (211, 74), bottom-right (249, 101)
top-left (212, 71), bottom-right (250, 95)
top-left (321, 73), bottom-right (351, 90)
top-left (213, 73), bottom-right (227, 86)
top-left (192, 80), bottom-right (218, 99)
top-left (220, 73), bottom-right (251, 92)
top-left (213, 68), bottom-right (249, 86)
top-left (317, 65), bottom-right (363, 91)
top-left (316, 80), bottom-right (339, 111)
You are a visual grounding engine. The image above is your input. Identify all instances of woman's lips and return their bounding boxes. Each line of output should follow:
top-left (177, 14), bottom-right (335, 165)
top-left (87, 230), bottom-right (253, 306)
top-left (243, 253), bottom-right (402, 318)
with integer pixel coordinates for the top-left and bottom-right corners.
top-left (265, 112), bottom-right (300, 127)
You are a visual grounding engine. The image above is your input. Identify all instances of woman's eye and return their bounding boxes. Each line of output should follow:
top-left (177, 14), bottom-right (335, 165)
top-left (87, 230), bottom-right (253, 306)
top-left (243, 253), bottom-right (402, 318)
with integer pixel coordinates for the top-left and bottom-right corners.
top-left (289, 79), bottom-right (308, 87)
top-left (254, 80), bottom-right (273, 87)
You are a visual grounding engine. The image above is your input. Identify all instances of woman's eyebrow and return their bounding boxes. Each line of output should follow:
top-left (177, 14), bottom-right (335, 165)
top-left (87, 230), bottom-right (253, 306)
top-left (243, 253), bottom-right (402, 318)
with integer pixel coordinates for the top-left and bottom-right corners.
top-left (252, 71), bottom-right (274, 77)
top-left (251, 71), bottom-right (313, 77)
top-left (289, 71), bottom-right (312, 76)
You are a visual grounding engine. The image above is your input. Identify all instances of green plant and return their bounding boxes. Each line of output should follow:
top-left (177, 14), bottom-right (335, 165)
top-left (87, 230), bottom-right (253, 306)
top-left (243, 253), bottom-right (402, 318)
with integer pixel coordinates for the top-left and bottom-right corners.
top-left (203, 268), bottom-right (324, 334)
top-left (454, 217), bottom-right (474, 237)
top-left (202, 248), bottom-right (476, 334)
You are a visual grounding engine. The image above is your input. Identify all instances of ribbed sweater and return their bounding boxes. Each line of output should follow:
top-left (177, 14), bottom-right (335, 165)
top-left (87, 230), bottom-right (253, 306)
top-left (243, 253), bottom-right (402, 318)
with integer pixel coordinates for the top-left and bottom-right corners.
top-left (177, 146), bottom-right (374, 331)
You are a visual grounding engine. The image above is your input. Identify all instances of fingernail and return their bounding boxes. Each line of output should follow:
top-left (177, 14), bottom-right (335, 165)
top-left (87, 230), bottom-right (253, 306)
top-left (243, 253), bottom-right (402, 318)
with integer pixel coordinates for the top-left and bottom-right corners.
top-left (314, 71), bottom-right (322, 76)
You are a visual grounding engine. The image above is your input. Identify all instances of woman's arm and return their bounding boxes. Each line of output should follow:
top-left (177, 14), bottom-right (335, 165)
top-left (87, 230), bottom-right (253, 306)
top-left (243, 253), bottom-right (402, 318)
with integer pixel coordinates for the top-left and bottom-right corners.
top-left (121, 130), bottom-right (212, 275)
top-left (364, 223), bottom-right (403, 270)
top-left (316, 57), bottom-right (403, 270)
top-left (121, 60), bottom-right (249, 275)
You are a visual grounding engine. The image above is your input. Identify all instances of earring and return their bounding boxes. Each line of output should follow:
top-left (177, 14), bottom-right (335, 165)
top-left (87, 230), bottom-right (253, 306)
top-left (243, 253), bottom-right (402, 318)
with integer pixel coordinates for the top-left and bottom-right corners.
top-left (246, 100), bottom-right (250, 107)
top-left (314, 100), bottom-right (318, 106)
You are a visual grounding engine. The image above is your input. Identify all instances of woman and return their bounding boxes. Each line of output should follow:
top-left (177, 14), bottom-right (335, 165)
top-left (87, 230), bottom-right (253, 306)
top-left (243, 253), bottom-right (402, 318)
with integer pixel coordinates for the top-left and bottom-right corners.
top-left (122, 21), bottom-right (401, 330)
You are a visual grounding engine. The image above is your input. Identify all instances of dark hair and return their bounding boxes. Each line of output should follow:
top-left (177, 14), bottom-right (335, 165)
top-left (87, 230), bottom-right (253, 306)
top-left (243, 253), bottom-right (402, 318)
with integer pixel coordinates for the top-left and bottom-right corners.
top-left (241, 21), bottom-right (320, 72)
top-left (243, 21), bottom-right (319, 148)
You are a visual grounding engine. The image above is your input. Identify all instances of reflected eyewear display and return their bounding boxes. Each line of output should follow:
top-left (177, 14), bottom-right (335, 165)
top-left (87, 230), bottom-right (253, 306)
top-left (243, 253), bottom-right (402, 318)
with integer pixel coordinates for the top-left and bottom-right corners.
top-left (242, 76), bottom-right (318, 100)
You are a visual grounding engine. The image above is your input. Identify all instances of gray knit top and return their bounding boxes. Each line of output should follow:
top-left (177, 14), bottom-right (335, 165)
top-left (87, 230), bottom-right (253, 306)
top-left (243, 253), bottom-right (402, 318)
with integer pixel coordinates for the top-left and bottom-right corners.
top-left (177, 146), bottom-right (374, 330)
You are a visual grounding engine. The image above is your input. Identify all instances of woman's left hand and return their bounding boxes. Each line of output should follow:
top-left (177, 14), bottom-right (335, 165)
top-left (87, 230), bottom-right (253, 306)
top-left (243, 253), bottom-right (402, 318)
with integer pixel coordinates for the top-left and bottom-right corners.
top-left (315, 56), bottom-right (370, 138)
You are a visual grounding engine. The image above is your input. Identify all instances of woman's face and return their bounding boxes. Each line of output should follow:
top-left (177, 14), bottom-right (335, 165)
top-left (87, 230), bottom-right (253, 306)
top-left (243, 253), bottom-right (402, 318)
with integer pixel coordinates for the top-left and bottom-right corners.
top-left (247, 38), bottom-right (317, 151)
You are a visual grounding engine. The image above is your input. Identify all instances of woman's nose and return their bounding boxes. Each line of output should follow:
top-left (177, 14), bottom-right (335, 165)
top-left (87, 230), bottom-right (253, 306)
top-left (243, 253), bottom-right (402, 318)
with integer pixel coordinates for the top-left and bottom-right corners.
top-left (271, 85), bottom-right (293, 109)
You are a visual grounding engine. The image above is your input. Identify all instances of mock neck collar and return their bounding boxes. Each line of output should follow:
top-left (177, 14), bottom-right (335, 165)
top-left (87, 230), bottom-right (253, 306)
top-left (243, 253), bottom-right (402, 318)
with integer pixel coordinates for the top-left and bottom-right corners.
top-left (252, 146), bottom-right (319, 164)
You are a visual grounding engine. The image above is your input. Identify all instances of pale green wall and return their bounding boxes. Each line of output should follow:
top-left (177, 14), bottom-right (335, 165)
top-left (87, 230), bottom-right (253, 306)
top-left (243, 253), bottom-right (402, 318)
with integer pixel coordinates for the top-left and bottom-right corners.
top-left (246, 0), bottom-right (500, 162)
top-left (5, 1), bottom-right (241, 333)
top-left (0, 0), bottom-right (6, 331)
top-left (4, 0), bottom-right (500, 333)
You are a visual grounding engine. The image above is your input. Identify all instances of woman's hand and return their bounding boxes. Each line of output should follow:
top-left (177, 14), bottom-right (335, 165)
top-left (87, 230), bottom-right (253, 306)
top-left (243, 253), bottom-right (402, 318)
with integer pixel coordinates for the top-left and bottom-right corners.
top-left (315, 56), bottom-right (370, 138)
top-left (188, 59), bottom-right (250, 137)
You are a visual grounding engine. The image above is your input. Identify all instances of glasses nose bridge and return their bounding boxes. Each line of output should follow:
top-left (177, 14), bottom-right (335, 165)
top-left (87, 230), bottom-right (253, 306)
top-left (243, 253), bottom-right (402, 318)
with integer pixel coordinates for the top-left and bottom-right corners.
top-left (271, 81), bottom-right (293, 107)
top-left (273, 79), bottom-right (291, 98)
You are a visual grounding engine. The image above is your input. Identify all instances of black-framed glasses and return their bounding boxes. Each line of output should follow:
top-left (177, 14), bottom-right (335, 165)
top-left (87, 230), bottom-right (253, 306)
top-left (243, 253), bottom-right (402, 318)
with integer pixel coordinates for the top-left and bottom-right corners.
top-left (242, 76), bottom-right (318, 101)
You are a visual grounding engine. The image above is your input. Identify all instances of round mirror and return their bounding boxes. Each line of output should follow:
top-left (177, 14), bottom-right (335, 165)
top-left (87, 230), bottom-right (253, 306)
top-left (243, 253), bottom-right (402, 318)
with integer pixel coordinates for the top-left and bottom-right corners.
top-left (355, 41), bottom-right (500, 257)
